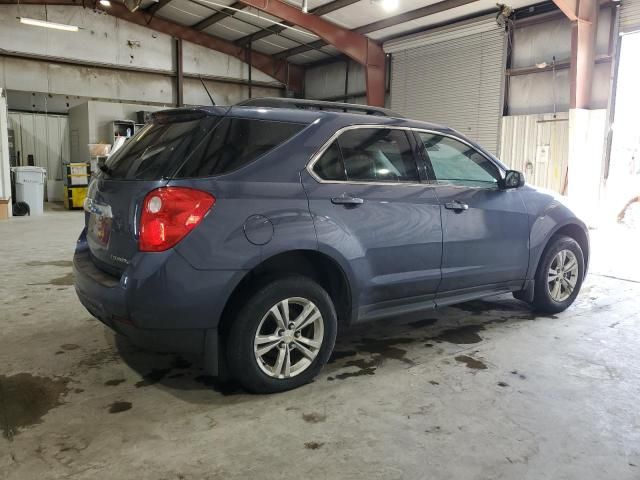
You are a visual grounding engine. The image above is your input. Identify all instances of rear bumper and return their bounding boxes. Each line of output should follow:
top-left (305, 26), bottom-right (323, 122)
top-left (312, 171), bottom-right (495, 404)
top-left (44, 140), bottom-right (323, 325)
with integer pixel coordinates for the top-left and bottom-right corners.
top-left (72, 229), bottom-right (240, 374)
top-left (74, 248), bottom-right (208, 354)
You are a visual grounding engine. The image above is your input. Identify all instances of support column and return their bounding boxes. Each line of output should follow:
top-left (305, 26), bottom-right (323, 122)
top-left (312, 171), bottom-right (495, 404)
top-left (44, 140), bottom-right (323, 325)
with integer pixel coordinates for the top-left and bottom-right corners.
top-left (554, 0), bottom-right (604, 224)
top-left (569, 0), bottom-right (598, 108)
top-left (175, 38), bottom-right (184, 107)
top-left (0, 88), bottom-right (11, 219)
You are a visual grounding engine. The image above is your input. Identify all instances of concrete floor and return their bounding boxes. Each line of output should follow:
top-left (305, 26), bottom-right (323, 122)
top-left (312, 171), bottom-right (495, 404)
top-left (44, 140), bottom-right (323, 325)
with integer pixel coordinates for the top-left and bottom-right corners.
top-left (1, 205), bottom-right (639, 480)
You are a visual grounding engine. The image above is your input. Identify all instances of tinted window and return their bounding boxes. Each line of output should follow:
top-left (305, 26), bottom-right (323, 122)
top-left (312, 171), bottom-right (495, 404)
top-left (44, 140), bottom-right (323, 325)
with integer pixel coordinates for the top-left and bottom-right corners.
top-left (176, 117), bottom-right (305, 177)
top-left (418, 133), bottom-right (499, 187)
top-left (338, 129), bottom-right (418, 182)
top-left (104, 115), bottom-right (218, 180)
top-left (312, 142), bottom-right (346, 181)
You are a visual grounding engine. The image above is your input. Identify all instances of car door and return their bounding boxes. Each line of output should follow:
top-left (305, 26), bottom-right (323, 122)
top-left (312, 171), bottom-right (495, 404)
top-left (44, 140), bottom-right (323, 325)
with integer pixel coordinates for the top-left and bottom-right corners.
top-left (301, 126), bottom-right (443, 322)
top-left (414, 130), bottom-right (530, 302)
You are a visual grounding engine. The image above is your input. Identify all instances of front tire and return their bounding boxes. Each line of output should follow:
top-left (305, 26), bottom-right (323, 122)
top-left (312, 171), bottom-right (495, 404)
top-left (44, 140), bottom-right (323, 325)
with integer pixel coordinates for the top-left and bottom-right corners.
top-left (532, 235), bottom-right (585, 313)
top-left (226, 276), bottom-right (337, 393)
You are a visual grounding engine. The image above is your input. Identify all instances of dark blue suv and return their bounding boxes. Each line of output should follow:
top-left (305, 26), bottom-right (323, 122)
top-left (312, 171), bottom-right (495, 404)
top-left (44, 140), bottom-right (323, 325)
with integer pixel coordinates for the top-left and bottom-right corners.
top-left (74, 98), bottom-right (589, 393)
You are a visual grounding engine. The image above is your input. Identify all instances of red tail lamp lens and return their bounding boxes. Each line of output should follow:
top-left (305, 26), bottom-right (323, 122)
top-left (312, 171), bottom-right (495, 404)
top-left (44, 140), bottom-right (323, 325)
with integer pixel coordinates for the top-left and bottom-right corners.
top-left (139, 187), bottom-right (215, 252)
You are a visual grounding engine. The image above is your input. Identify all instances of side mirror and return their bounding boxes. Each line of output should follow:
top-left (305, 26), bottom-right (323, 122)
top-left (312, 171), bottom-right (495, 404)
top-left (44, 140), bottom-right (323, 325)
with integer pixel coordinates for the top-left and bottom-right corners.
top-left (501, 170), bottom-right (525, 190)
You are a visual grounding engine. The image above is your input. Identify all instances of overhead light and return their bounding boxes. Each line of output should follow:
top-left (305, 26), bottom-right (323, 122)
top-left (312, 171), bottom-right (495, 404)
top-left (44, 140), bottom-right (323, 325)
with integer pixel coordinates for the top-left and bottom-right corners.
top-left (371, 0), bottom-right (399, 11)
top-left (19, 17), bottom-right (79, 32)
top-left (99, 0), bottom-right (112, 6)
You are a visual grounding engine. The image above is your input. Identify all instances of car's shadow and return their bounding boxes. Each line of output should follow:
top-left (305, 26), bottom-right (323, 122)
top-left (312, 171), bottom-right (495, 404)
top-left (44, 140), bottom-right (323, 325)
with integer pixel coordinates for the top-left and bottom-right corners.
top-left (111, 295), bottom-right (551, 402)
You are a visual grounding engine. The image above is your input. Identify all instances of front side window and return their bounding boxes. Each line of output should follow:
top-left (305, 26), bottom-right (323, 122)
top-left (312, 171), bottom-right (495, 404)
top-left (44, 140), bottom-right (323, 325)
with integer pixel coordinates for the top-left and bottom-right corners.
top-left (418, 133), bottom-right (500, 188)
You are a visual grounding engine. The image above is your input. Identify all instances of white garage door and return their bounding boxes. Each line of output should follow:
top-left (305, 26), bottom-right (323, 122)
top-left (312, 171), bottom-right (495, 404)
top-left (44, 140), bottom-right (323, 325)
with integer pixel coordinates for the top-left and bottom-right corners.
top-left (621, 0), bottom-right (640, 33)
top-left (384, 16), bottom-right (507, 155)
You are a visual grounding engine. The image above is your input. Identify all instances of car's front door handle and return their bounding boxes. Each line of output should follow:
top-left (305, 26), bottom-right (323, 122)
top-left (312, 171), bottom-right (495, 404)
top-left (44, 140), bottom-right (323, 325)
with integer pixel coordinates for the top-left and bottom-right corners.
top-left (444, 201), bottom-right (469, 212)
top-left (331, 195), bottom-right (364, 206)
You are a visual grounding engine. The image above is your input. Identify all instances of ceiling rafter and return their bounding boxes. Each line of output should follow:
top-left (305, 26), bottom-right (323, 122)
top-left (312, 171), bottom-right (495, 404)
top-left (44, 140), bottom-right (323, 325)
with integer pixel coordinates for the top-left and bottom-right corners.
top-left (233, 0), bottom-right (360, 47)
top-left (275, 0), bottom-right (479, 59)
top-left (145, 0), bottom-right (173, 16)
top-left (237, 0), bottom-right (386, 105)
top-left (191, 0), bottom-right (245, 30)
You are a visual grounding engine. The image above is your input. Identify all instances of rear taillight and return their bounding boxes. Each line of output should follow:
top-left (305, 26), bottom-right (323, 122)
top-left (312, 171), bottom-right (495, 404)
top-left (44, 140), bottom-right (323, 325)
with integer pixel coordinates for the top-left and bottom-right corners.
top-left (139, 187), bottom-right (215, 252)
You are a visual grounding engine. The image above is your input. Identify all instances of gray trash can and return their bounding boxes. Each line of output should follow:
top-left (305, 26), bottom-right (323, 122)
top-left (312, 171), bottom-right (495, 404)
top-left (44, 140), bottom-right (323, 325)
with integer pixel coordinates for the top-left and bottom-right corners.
top-left (12, 166), bottom-right (47, 216)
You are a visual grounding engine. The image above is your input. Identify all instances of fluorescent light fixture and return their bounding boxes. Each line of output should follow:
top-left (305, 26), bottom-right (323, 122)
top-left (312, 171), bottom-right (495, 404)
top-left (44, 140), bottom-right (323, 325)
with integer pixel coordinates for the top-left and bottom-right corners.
top-left (19, 17), bottom-right (79, 32)
top-left (99, 0), bottom-right (112, 6)
top-left (379, 0), bottom-right (398, 11)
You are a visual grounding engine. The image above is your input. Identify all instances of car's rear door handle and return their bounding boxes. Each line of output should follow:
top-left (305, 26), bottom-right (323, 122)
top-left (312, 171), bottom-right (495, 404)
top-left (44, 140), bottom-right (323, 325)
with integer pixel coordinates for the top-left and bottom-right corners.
top-left (444, 200), bottom-right (469, 212)
top-left (331, 195), bottom-right (364, 206)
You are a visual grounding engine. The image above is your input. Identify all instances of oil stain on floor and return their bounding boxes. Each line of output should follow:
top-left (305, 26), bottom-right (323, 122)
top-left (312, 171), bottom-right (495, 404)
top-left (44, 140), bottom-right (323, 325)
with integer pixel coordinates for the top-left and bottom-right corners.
top-left (0, 373), bottom-right (70, 440)
top-left (454, 355), bottom-right (488, 370)
top-left (28, 272), bottom-right (74, 287)
top-left (108, 401), bottom-right (132, 414)
top-left (24, 260), bottom-right (73, 268)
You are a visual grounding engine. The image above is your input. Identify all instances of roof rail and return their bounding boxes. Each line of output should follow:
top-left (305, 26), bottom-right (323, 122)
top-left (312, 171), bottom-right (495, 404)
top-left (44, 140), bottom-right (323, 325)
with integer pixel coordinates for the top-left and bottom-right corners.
top-left (236, 97), bottom-right (403, 118)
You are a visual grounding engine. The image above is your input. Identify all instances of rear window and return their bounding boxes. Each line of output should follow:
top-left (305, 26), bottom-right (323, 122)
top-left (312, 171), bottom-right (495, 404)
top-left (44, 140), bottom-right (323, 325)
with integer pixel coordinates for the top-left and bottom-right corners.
top-left (104, 114), bottom-right (219, 180)
top-left (103, 115), bottom-right (305, 180)
top-left (175, 117), bottom-right (305, 178)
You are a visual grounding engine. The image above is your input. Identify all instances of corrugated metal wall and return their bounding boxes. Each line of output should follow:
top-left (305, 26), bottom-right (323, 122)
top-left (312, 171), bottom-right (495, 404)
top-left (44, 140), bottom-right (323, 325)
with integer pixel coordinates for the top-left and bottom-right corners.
top-left (500, 113), bottom-right (569, 193)
top-left (385, 17), bottom-right (506, 155)
top-left (621, 0), bottom-right (640, 33)
top-left (8, 112), bottom-right (70, 181)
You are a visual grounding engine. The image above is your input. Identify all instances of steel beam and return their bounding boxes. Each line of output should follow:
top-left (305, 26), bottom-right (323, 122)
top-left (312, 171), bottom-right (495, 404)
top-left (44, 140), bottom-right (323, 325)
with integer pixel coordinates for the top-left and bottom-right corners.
top-left (192, 1), bottom-right (245, 30)
top-left (175, 38), bottom-right (184, 106)
top-left (272, 0), bottom-right (478, 59)
top-left (234, 0), bottom-right (361, 47)
top-left (554, 0), bottom-right (598, 108)
top-left (0, 0), bottom-right (304, 94)
top-left (237, 0), bottom-right (386, 106)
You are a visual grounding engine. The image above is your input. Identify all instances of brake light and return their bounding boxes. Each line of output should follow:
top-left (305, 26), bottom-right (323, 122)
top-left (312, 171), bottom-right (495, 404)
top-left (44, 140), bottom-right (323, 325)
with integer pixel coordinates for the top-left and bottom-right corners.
top-left (139, 187), bottom-right (215, 252)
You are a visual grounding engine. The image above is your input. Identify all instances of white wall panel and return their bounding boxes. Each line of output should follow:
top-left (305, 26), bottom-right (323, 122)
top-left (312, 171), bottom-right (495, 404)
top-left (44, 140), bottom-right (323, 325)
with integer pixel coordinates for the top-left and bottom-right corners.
top-left (500, 113), bottom-right (569, 193)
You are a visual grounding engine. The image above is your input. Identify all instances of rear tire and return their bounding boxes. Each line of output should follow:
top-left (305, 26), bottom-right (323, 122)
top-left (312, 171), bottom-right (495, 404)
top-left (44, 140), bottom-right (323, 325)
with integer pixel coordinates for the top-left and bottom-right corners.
top-left (226, 276), bottom-right (337, 393)
top-left (532, 235), bottom-right (584, 313)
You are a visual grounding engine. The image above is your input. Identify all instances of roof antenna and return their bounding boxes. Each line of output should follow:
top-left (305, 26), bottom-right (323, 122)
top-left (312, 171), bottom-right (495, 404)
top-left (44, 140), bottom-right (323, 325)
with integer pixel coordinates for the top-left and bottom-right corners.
top-left (199, 76), bottom-right (216, 106)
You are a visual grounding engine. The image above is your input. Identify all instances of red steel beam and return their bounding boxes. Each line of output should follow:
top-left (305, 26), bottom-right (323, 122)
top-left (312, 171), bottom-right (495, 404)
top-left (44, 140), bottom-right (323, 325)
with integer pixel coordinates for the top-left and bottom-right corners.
top-left (554, 0), bottom-right (598, 108)
top-left (237, 0), bottom-right (386, 107)
top-left (0, 0), bottom-right (304, 93)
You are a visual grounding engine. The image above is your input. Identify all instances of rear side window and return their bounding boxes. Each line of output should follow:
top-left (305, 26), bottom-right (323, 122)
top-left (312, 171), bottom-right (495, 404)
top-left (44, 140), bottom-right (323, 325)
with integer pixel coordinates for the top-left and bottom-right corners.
top-left (176, 117), bottom-right (305, 178)
top-left (104, 115), bottom-right (218, 180)
top-left (312, 128), bottom-right (418, 183)
top-left (312, 142), bottom-right (346, 181)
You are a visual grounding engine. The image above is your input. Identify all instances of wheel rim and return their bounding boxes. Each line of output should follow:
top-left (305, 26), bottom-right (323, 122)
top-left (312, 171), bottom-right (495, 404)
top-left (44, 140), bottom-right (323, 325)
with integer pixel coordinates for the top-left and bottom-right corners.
top-left (253, 297), bottom-right (324, 379)
top-left (547, 249), bottom-right (579, 302)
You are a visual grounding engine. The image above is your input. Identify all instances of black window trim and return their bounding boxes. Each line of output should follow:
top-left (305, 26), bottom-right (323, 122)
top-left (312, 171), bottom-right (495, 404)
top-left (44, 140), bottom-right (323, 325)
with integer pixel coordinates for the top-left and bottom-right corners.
top-left (411, 128), bottom-right (506, 191)
top-left (308, 125), bottom-right (505, 187)
top-left (307, 125), bottom-right (424, 186)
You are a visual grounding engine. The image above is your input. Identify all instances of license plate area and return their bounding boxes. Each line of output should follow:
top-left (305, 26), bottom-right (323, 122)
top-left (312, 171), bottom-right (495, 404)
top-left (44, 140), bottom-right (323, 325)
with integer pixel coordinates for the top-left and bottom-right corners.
top-left (89, 214), bottom-right (112, 247)
top-left (85, 198), bottom-right (113, 248)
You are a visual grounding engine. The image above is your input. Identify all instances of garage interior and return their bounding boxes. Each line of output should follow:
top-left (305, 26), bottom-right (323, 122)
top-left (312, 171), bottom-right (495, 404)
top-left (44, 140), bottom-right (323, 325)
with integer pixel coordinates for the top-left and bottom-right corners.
top-left (0, 0), bottom-right (639, 477)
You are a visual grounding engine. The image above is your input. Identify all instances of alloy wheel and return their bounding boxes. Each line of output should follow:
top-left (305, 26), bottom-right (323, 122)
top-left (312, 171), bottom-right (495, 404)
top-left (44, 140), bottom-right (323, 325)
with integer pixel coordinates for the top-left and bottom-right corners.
top-left (253, 297), bottom-right (324, 379)
top-left (547, 249), bottom-right (579, 302)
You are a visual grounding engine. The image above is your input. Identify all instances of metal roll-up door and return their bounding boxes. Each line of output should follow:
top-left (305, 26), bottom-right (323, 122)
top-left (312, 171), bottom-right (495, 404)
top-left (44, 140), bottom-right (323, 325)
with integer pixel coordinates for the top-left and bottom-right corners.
top-left (621, 0), bottom-right (640, 33)
top-left (385, 16), bottom-right (507, 155)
